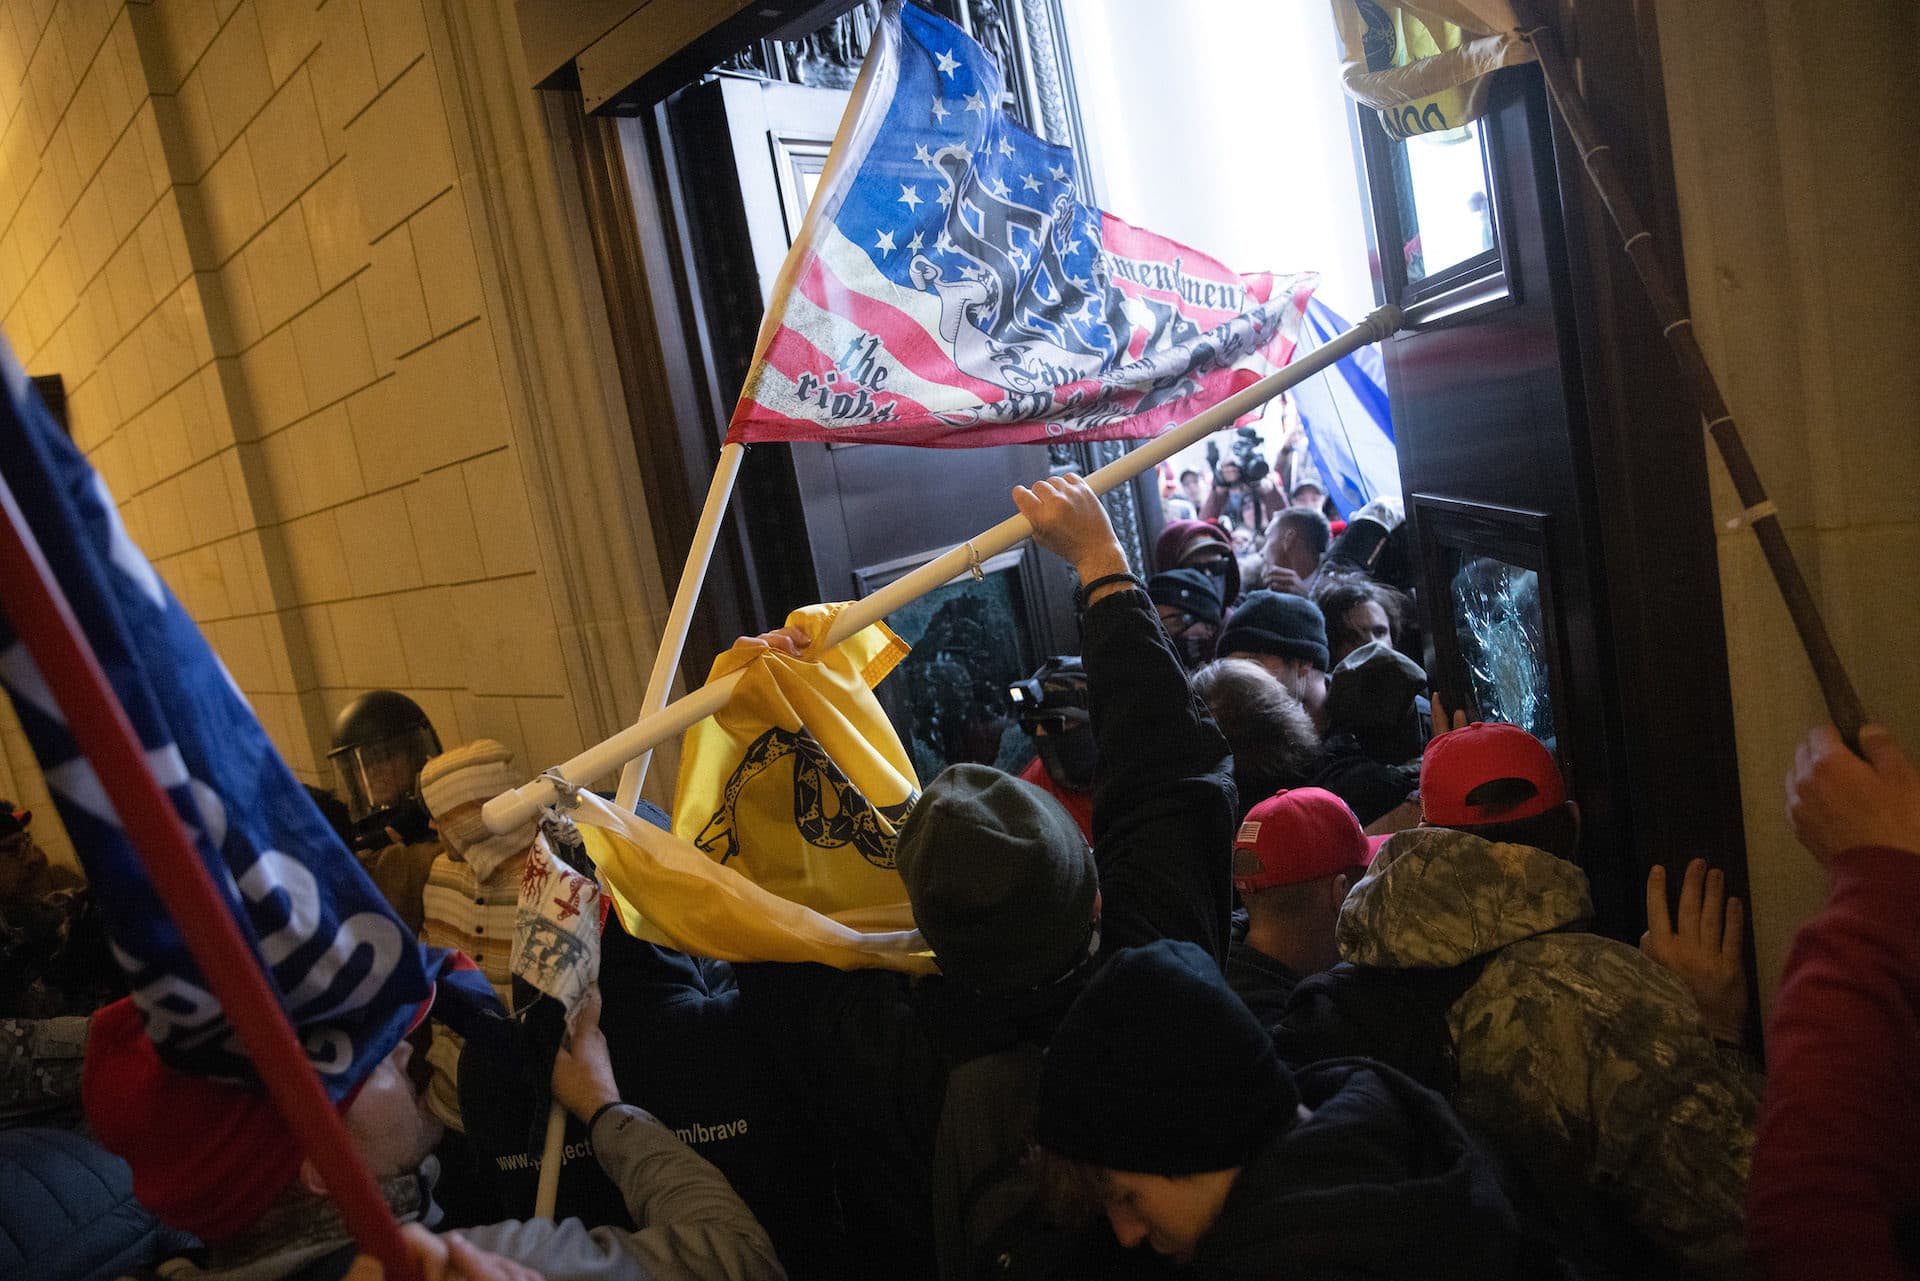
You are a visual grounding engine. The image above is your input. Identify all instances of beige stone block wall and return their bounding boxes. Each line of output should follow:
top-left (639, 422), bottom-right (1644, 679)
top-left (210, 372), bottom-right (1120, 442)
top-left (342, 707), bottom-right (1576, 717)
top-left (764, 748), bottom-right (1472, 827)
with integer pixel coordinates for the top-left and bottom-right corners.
top-left (0, 0), bottom-right (666, 864)
top-left (1658, 0), bottom-right (1920, 1012)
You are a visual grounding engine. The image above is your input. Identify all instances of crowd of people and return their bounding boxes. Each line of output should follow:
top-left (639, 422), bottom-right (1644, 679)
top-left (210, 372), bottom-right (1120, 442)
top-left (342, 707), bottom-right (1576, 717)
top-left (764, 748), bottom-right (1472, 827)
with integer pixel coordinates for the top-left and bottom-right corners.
top-left (2, 473), bottom-right (1916, 1281)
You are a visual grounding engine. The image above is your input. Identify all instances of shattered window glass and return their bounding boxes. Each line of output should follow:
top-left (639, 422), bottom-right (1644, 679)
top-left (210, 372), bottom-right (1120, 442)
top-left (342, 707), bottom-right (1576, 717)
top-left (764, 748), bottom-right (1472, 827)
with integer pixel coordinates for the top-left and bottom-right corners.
top-left (1450, 555), bottom-right (1555, 745)
top-left (878, 569), bottom-right (1037, 780)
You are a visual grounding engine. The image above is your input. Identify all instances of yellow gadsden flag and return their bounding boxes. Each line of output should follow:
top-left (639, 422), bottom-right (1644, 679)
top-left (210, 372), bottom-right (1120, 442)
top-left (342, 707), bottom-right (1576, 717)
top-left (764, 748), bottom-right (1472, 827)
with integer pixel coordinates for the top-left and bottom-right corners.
top-left (574, 792), bottom-right (934, 974)
top-left (573, 602), bottom-right (935, 974)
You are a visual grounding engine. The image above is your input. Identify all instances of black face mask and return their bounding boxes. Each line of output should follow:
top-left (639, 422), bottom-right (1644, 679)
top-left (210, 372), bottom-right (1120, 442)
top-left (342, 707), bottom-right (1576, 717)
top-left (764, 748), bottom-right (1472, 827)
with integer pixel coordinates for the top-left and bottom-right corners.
top-left (1172, 622), bottom-right (1219, 671)
top-left (1193, 557), bottom-right (1233, 601)
top-left (1036, 724), bottom-right (1098, 792)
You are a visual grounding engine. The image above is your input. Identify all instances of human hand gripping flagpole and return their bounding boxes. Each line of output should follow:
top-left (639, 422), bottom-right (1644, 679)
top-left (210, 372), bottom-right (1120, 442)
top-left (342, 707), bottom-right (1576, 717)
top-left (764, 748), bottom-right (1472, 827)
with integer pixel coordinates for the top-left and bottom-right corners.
top-left (0, 473), bottom-right (419, 1280)
top-left (544, 444), bottom-right (745, 1217)
top-left (482, 304), bottom-right (1403, 837)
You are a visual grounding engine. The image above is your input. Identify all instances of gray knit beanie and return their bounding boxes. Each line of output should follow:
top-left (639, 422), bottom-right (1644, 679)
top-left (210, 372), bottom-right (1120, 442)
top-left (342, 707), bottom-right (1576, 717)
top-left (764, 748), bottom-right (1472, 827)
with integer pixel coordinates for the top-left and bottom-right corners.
top-left (894, 763), bottom-right (1098, 993)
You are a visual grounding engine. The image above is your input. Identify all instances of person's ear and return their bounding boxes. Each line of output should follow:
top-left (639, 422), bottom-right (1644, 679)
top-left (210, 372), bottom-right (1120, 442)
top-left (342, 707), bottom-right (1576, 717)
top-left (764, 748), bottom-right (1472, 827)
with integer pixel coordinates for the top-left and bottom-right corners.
top-left (1330, 872), bottom-right (1351, 905)
top-left (1566, 800), bottom-right (1581, 834)
top-left (297, 1158), bottom-right (328, 1197)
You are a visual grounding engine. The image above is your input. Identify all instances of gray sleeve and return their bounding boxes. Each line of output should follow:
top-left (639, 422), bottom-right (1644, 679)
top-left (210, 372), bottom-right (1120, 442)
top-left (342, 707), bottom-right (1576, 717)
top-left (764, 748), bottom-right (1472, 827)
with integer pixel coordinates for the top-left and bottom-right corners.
top-left (457, 1105), bottom-right (786, 1281)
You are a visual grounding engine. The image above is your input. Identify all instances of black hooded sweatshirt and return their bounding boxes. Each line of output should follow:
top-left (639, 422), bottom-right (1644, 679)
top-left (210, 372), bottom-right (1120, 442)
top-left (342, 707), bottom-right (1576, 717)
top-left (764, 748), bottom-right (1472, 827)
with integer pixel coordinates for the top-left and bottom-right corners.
top-left (1191, 1059), bottom-right (1532, 1281)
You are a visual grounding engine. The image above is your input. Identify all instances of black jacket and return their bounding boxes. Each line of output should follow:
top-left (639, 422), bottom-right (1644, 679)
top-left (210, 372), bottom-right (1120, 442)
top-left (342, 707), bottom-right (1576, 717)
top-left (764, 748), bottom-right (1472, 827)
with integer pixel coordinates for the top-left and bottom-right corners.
top-left (737, 587), bottom-right (1237, 1279)
top-left (1192, 1059), bottom-right (1530, 1281)
top-left (1222, 941), bottom-right (1303, 1030)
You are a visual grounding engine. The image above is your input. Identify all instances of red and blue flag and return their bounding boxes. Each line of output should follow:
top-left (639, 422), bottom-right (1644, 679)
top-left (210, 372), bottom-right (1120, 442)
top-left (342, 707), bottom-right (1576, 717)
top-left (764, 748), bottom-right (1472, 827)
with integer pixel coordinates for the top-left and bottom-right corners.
top-left (0, 343), bottom-right (496, 1101)
top-left (730, 0), bottom-right (1317, 448)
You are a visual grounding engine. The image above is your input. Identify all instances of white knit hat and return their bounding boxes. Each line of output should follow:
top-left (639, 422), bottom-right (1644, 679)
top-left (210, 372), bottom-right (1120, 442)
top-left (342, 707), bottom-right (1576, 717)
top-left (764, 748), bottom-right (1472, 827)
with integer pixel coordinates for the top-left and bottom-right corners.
top-left (419, 739), bottom-right (516, 820)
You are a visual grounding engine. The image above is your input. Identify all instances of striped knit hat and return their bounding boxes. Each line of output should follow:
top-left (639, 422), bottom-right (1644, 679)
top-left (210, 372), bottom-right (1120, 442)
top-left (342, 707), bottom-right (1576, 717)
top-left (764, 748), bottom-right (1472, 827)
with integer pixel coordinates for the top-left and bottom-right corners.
top-left (420, 739), bottom-right (517, 820)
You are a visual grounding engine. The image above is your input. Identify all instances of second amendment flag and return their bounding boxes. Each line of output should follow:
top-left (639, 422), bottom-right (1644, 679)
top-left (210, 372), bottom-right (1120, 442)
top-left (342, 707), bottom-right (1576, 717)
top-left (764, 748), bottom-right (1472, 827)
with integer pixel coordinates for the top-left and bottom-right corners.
top-left (728, 0), bottom-right (1316, 448)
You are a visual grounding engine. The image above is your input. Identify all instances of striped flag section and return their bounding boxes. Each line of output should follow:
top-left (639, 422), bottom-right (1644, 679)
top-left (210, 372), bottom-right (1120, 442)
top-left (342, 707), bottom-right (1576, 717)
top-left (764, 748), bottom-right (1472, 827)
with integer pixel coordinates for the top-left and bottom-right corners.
top-left (729, 0), bottom-right (1317, 448)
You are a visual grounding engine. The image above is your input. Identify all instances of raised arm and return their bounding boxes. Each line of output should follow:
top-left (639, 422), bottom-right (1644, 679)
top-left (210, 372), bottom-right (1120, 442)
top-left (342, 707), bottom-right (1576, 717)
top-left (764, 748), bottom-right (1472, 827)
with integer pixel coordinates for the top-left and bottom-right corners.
top-left (1748, 725), bottom-right (1920, 1281)
top-left (1012, 475), bottom-right (1236, 960)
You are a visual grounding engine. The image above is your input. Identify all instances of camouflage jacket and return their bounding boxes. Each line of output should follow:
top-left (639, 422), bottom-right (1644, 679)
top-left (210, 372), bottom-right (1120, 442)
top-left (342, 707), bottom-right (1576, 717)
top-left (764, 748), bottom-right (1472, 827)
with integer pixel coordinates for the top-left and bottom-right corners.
top-left (1337, 828), bottom-right (1761, 1280)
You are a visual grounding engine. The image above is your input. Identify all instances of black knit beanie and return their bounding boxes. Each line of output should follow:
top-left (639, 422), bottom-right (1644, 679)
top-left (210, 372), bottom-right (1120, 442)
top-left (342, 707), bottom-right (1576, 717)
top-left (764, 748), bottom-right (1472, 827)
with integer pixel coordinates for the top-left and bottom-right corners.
top-left (895, 763), bottom-right (1097, 994)
top-left (1035, 939), bottom-right (1299, 1174)
top-left (1216, 590), bottom-right (1329, 670)
top-left (1147, 568), bottom-right (1224, 625)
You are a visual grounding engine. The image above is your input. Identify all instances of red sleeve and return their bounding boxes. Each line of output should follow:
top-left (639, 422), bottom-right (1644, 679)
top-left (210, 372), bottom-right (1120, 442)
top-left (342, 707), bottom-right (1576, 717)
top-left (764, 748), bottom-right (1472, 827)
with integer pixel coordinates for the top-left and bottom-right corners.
top-left (1749, 846), bottom-right (1920, 1281)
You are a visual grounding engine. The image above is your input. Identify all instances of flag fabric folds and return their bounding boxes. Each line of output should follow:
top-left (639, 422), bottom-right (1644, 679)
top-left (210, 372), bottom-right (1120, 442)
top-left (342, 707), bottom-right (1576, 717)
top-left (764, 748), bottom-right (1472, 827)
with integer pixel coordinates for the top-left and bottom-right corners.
top-left (575, 792), bottom-right (934, 976)
top-left (728, 0), bottom-right (1317, 449)
top-left (572, 602), bottom-right (933, 975)
top-left (511, 821), bottom-right (605, 1012)
top-left (1330, 0), bottom-right (1534, 139)
top-left (1290, 297), bottom-right (1401, 515)
top-left (0, 345), bottom-right (473, 1101)
top-left (669, 603), bottom-right (920, 918)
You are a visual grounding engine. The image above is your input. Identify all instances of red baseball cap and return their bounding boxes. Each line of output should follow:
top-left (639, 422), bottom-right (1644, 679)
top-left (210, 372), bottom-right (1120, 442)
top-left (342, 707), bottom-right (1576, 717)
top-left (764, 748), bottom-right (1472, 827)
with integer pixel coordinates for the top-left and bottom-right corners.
top-left (1231, 788), bottom-right (1384, 893)
top-left (1420, 722), bottom-right (1566, 827)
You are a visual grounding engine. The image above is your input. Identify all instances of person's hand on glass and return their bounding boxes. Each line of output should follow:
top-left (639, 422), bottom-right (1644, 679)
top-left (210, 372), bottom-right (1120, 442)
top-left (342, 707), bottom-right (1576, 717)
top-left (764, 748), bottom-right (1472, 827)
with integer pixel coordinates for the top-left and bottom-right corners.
top-left (1429, 690), bottom-right (1469, 735)
top-left (1641, 858), bottom-right (1746, 1043)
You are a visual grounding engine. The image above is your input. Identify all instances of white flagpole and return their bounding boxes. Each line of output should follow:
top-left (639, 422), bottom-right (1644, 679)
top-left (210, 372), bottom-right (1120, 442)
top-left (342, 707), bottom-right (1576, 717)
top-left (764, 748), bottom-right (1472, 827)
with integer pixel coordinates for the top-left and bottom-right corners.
top-left (484, 303), bottom-right (1403, 837)
top-left (532, 442), bottom-right (744, 1219)
top-left (611, 441), bottom-right (746, 811)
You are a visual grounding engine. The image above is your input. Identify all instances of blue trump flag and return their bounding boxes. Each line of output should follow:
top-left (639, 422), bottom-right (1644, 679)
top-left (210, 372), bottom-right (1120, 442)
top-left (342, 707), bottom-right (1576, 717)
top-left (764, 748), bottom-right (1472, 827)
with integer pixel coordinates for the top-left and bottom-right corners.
top-left (0, 343), bottom-right (488, 1100)
top-left (1290, 297), bottom-right (1401, 515)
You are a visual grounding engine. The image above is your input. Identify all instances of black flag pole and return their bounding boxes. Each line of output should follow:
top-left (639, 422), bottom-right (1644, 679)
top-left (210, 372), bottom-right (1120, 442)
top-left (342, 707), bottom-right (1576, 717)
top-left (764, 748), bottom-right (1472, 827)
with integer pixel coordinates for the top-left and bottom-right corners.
top-left (1517, 15), bottom-right (1867, 748)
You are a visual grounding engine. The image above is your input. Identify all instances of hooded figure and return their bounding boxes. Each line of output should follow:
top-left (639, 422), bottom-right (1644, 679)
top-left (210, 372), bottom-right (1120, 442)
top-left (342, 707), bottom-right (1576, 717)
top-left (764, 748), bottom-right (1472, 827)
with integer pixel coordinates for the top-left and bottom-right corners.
top-left (1275, 824), bottom-right (1762, 1278)
top-left (1030, 939), bottom-right (1531, 1280)
top-left (1154, 519), bottom-right (1242, 606)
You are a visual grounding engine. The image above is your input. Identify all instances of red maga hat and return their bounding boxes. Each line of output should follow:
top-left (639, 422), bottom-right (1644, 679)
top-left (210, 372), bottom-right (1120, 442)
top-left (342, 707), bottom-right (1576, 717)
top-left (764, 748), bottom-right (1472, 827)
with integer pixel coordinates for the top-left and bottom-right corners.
top-left (1231, 787), bottom-right (1383, 894)
top-left (1420, 721), bottom-right (1566, 828)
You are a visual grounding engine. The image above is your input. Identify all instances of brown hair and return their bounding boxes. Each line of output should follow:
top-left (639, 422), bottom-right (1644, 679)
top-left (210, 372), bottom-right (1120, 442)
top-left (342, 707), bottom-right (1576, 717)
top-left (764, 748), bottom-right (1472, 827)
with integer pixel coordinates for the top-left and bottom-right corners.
top-left (1189, 658), bottom-right (1321, 792)
top-left (1025, 1144), bottom-right (1111, 1229)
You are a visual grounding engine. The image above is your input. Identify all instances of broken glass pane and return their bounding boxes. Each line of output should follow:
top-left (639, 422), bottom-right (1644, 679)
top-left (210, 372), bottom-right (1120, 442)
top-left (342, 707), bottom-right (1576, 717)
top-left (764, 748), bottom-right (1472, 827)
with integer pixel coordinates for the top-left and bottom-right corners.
top-left (1451, 554), bottom-right (1554, 745)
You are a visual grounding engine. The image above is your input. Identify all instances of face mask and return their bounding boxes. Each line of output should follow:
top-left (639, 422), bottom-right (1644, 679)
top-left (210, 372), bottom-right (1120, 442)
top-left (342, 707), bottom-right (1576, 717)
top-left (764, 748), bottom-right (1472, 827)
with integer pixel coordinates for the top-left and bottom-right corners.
top-left (1175, 623), bottom-right (1218, 670)
top-left (1037, 725), bottom-right (1099, 792)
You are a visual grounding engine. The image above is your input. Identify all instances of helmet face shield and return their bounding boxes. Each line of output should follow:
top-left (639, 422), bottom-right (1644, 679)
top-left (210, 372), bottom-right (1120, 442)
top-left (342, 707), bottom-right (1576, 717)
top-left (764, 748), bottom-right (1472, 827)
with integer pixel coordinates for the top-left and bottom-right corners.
top-left (331, 725), bottom-right (439, 825)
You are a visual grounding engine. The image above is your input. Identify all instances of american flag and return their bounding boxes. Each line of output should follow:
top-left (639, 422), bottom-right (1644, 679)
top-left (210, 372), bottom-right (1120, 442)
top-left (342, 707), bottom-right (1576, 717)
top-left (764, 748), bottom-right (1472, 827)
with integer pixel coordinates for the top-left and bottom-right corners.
top-left (730, 0), bottom-right (1317, 448)
top-left (0, 341), bottom-right (494, 1100)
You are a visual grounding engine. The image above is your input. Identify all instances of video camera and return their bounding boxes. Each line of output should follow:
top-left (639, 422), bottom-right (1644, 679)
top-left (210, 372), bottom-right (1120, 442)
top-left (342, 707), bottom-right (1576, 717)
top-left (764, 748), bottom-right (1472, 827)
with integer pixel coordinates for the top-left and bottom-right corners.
top-left (1205, 427), bottom-right (1271, 487)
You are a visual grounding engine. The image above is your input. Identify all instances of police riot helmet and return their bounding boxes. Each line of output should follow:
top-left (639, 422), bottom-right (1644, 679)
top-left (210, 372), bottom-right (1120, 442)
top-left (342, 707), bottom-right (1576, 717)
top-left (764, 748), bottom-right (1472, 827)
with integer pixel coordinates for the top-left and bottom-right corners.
top-left (327, 690), bottom-right (441, 848)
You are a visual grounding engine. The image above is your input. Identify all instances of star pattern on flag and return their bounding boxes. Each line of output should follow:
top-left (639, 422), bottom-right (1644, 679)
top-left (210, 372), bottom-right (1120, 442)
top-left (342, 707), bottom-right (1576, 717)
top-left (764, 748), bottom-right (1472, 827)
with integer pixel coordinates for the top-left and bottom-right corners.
top-left (831, 9), bottom-right (1131, 365)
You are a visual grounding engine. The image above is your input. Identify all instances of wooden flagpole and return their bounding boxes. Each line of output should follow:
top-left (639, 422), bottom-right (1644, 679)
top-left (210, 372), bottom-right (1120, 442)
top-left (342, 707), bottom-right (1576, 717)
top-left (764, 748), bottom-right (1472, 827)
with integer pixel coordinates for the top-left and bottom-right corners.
top-left (1520, 21), bottom-right (1867, 746)
top-left (0, 473), bottom-right (419, 1281)
top-left (483, 303), bottom-right (1404, 836)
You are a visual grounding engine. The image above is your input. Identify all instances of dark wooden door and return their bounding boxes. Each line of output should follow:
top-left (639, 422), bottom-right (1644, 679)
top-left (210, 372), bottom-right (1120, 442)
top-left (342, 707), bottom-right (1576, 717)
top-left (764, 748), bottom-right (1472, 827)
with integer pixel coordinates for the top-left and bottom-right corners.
top-left (1367, 68), bottom-right (1745, 941)
top-left (660, 75), bottom-right (1081, 778)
